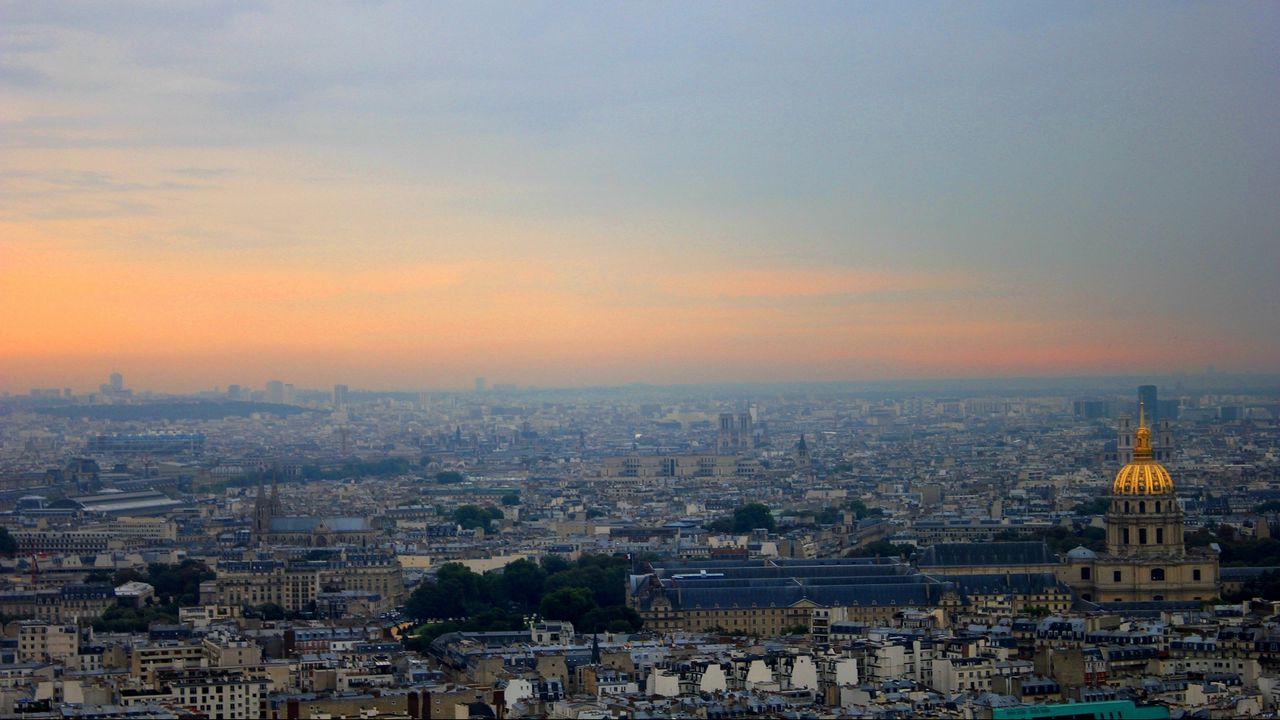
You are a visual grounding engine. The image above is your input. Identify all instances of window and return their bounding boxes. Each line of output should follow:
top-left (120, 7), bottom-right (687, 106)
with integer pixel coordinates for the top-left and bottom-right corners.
top-left (1139, 528), bottom-right (1148, 544)
top-left (1123, 529), bottom-right (1130, 544)
top-left (1156, 528), bottom-right (1164, 544)
top-left (1151, 568), bottom-right (1165, 582)
top-left (1193, 569), bottom-right (1201, 581)
top-left (1081, 567), bottom-right (1091, 580)
top-left (1113, 570), bottom-right (1122, 582)
top-left (1139, 501), bottom-right (1146, 513)
top-left (1156, 501), bottom-right (1161, 512)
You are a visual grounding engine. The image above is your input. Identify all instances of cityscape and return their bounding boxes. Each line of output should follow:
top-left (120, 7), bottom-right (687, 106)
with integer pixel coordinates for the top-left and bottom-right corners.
top-left (3, 3), bottom-right (1279, 720)
top-left (1, 375), bottom-right (1279, 718)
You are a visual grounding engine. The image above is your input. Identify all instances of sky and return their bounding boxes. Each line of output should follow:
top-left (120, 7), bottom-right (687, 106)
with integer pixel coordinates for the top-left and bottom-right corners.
top-left (2, 1), bottom-right (1277, 392)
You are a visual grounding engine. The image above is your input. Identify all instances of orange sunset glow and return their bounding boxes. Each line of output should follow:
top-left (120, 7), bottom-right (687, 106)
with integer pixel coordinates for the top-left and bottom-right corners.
top-left (3, 4), bottom-right (1277, 393)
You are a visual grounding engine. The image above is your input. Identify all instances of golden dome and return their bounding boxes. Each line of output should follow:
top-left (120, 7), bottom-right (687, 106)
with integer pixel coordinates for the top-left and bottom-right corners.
top-left (1112, 401), bottom-right (1173, 495)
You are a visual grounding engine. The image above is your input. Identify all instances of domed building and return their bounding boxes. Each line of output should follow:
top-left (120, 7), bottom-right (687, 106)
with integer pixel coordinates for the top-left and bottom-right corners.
top-left (1062, 404), bottom-right (1219, 603)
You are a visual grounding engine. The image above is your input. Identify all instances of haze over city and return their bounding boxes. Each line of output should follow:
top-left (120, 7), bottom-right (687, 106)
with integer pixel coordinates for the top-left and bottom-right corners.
top-left (7, 6), bottom-right (1280, 719)
top-left (2, 2), bottom-right (1277, 392)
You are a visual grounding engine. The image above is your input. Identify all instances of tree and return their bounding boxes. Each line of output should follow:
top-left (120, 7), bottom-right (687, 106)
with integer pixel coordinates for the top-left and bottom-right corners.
top-left (544, 555), bottom-right (630, 607)
top-left (846, 500), bottom-right (884, 519)
top-left (453, 505), bottom-right (503, 530)
top-left (83, 569), bottom-right (115, 584)
top-left (1226, 570), bottom-right (1280, 602)
top-left (732, 503), bottom-right (776, 533)
top-left (499, 559), bottom-right (546, 612)
top-left (435, 470), bottom-right (465, 484)
top-left (143, 560), bottom-right (213, 606)
top-left (1256, 501), bottom-right (1280, 513)
top-left (846, 540), bottom-right (916, 559)
top-left (1074, 497), bottom-right (1111, 516)
top-left (114, 568), bottom-right (146, 586)
top-left (501, 493), bottom-right (520, 506)
top-left (0, 527), bottom-right (16, 557)
top-left (539, 587), bottom-right (596, 626)
top-left (405, 563), bottom-right (485, 621)
top-left (578, 605), bottom-right (643, 634)
top-left (257, 603), bottom-right (286, 620)
top-left (540, 555), bottom-right (572, 575)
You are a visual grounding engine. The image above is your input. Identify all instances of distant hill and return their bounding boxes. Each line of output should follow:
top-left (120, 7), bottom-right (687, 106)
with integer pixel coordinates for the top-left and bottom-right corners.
top-left (34, 401), bottom-right (320, 421)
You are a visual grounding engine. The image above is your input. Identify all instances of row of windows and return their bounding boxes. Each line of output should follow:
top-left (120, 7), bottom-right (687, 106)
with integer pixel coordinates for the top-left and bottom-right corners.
top-left (1121, 500), bottom-right (1166, 513)
top-left (1081, 567), bottom-right (1202, 582)
top-left (1121, 527), bottom-right (1166, 545)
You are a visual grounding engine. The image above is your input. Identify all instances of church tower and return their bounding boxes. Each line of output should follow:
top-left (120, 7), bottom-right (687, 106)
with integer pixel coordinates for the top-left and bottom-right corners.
top-left (252, 467), bottom-right (280, 537)
top-left (1106, 403), bottom-right (1184, 556)
top-left (1062, 400), bottom-right (1218, 603)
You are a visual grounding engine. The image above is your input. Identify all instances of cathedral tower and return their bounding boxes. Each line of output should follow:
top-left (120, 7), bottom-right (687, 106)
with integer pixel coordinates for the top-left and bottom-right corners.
top-left (1106, 403), bottom-right (1184, 556)
top-left (1062, 400), bottom-right (1218, 603)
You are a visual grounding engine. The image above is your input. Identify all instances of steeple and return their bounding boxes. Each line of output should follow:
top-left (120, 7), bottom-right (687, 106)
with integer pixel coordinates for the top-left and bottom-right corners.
top-left (269, 463), bottom-right (282, 515)
top-left (1133, 401), bottom-right (1153, 461)
top-left (253, 471), bottom-right (270, 535)
top-left (795, 434), bottom-right (811, 468)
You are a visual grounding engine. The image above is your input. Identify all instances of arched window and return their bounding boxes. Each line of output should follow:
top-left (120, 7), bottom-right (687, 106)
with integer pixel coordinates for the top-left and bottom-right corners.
top-left (1151, 568), bottom-right (1165, 582)
top-left (1139, 501), bottom-right (1146, 513)
top-left (1155, 501), bottom-right (1161, 513)
top-left (1125, 501), bottom-right (1131, 513)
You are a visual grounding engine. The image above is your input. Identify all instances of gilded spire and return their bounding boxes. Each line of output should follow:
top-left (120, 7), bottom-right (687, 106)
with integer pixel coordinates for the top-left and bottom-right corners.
top-left (1133, 400), bottom-right (1153, 461)
top-left (1112, 399), bottom-right (1173, 495)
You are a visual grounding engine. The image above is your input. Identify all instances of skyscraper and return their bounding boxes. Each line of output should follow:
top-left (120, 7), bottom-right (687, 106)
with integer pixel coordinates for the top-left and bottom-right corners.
top-left (1138, 385), bottom-right (1158, 430)
top-left (109, 372), bottom-right (123, 392)
top-left (1119, 385), bottom-right (1173, 463)
top-left (333, 384), bottom-right (349, 408)
top-left (266, 380), bottom-right (285, 404)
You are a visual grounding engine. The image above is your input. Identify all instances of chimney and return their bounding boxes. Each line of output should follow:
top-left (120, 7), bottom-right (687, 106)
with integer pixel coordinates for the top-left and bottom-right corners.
top-left (493, 689), bottom-right (506, 720)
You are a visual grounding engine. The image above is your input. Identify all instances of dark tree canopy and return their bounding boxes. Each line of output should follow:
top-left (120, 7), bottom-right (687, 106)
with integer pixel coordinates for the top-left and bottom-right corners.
top-left (452, 505), bottom-right (503, 530)
top-left (0, 527), bottom-right (18, 558)
top-left (707, 502), bottom-right (777, 533)
top-left (404, 554), bottom-right (642, 636)
top-left (540, 587), bottom-right (596, 625)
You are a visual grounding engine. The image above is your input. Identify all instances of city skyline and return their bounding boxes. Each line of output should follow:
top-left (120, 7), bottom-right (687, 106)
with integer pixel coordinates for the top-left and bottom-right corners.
top-left (3, 2), bottom-right (1278, 393)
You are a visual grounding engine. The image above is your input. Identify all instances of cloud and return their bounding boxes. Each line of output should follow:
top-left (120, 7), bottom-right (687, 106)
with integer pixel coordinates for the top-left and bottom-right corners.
top-left (1, 3), bottom-right (1276, 389)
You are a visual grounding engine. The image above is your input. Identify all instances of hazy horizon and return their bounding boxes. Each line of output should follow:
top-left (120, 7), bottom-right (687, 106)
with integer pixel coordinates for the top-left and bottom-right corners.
top-left (12, 369), bottom-right (1280, 398)
top-left (4, 2), bottom-right (1278, 393)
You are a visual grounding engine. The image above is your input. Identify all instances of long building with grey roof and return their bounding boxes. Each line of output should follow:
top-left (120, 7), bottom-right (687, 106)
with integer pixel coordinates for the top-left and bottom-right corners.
top-left (628, 558), bottom-right (1079, 635)
top-left (628, 558), bottom-right (966, 634)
